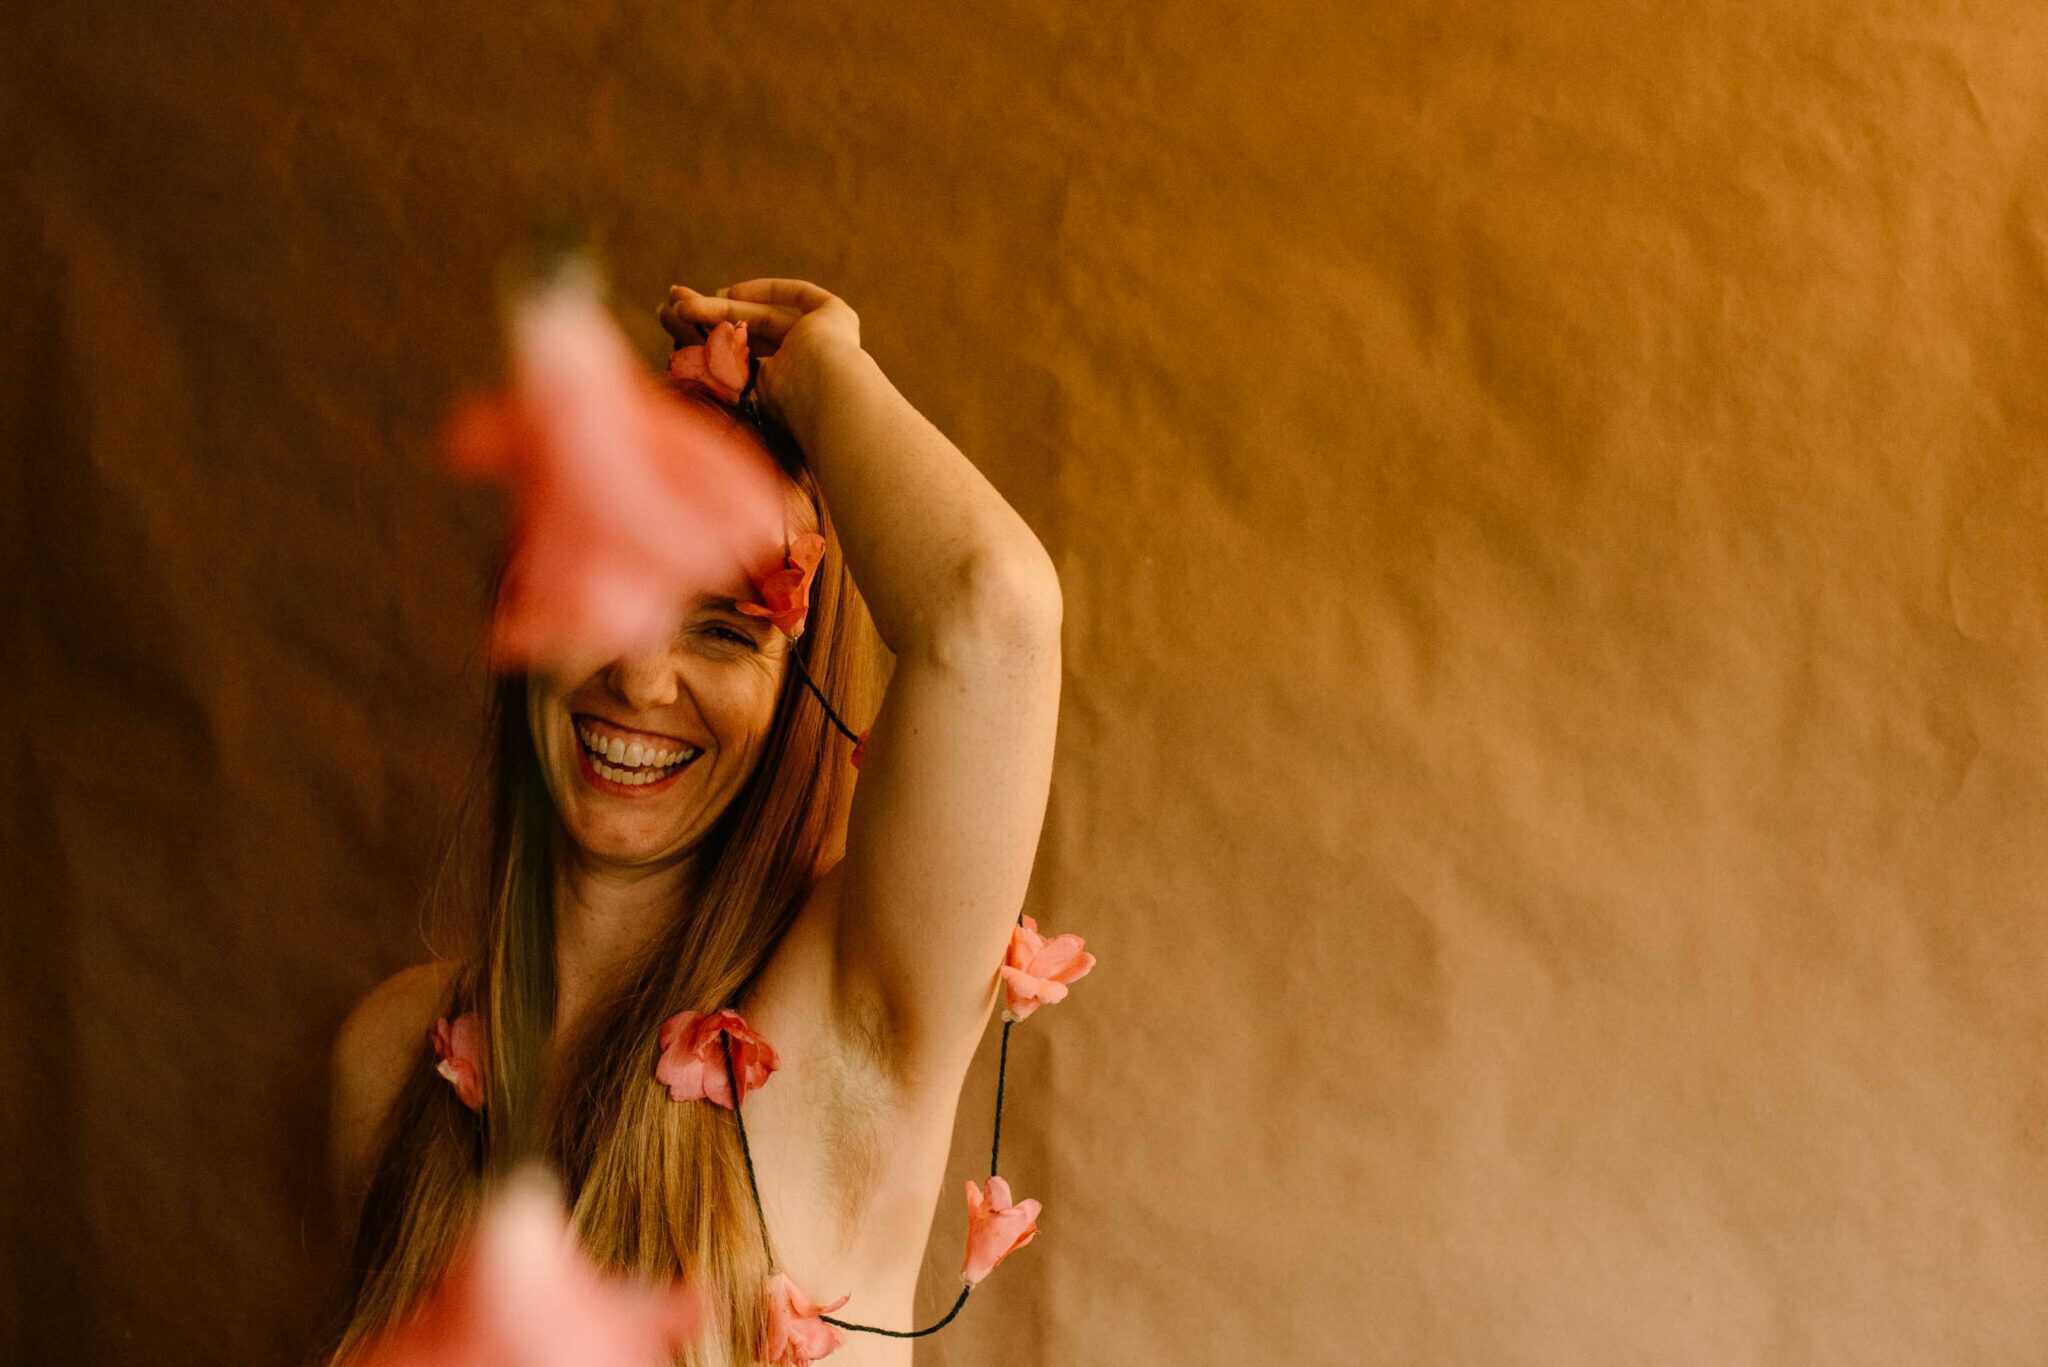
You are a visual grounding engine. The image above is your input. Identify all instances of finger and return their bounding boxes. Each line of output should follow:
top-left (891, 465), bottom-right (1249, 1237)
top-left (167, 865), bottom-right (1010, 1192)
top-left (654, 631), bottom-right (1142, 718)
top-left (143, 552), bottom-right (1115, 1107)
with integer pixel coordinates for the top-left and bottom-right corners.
top-left (668, 286), bottom-right (792, 348)
top-left (655, 299), bottom-right (708, 347)
top-left (722, 278), bottom-right (836, 312)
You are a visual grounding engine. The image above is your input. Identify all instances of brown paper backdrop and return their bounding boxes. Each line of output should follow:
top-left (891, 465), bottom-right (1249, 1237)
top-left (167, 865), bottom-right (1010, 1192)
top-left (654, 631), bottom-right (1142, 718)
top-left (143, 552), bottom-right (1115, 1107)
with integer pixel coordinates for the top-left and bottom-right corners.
top-left (6, 2), bottom-right (2046, 1363)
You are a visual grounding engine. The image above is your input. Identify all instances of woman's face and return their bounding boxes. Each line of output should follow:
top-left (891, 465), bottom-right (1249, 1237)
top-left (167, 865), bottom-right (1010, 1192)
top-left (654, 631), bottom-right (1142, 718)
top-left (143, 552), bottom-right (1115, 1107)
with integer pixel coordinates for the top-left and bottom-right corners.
top-left (525, 486), bottom-right (818, 870)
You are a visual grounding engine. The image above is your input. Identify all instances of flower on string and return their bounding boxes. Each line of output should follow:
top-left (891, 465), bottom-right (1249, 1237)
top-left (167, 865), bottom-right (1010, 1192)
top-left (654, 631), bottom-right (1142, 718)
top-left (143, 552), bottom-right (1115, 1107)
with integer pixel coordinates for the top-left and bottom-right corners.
top-left (997, 915), bottom-right (1097, 1024)
top-left (961, 1176), bottom-right (1041, 1286)
top-left (430, 1012), bottom-right (487, 1110)
top-left (739, 532), bottom-right (828, 640)
top-left (759, 1271), bottom-right (850, 1366)
top-left (850, 730), bottom-right (870, 770)
top-left (440, 276), bottom-right (791, 673)
top-left (354, 1165), bottom-right (704, 1367)
top-left (654, 1008), bottom-right (779, 1109)
top-left (666, 319), bottom-right (752, 405)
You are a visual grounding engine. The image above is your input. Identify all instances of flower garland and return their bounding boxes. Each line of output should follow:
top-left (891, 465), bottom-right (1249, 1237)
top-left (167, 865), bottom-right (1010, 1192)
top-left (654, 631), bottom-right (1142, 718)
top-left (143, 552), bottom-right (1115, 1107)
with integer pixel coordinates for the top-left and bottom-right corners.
top-left (689, 906), bottom-right (1092, 1361)
top-left (432, 912), bottom-right (1097, 1363)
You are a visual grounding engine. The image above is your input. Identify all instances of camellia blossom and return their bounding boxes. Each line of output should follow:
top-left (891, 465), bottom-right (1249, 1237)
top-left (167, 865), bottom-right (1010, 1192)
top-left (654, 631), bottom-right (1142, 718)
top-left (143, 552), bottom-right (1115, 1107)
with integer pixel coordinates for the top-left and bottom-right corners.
top-left (997, 915), bottom-right (1097, 1024)
top-left (961, 1175), bottom-right (1041, 1286)
top-left (431, 1012), bottom-right (487, 1111)
top-left (739, 531), bottom-right (827, 639)
top-left (759, 1271), bottom-right (850, 1366)
top-left (441, 275), bottom-right (791, 673)
top-left (353, 1165), bottom-right (703, 1367)
top-left (654, 1008), bottom-right (779, 1110)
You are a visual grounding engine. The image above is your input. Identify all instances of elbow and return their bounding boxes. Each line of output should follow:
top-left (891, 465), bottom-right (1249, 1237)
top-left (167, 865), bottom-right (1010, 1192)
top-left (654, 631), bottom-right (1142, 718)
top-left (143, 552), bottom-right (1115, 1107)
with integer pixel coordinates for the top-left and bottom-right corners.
top-left (928, 545), bottom-right (1062, 660)
top-left (984, 541), bottom-right (1062, 629)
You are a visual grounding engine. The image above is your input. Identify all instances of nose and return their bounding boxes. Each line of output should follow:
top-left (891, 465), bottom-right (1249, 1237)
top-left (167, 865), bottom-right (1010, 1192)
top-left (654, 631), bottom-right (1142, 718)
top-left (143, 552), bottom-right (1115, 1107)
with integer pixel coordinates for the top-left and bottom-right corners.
top-left (601, 646), bottom-right (681, 711)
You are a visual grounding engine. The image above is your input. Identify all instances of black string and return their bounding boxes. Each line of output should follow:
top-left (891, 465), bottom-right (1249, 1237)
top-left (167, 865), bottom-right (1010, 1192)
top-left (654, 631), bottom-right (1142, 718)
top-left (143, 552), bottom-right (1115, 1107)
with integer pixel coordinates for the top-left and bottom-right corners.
top-left (719, 927), bottom-right (1025, 1340)
top-left (736, 350), bottom-right (764, 427)
top-left (784, 635), bottom-right (862, 747)
top-left (720, 1031), bottom-right (779, 1271)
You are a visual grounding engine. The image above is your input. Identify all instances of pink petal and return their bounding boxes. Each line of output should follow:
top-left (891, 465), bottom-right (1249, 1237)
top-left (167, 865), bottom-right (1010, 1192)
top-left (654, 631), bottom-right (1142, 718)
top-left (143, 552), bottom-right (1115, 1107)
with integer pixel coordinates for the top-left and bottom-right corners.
top-left (961, 1176), bottom-right (1042, 1286)
top-left (655, 1009), bottom-right (776, 1109)
top-left (997, 964), bottom-right (1075, 1024)
top-left (1005, 921), bottom-right (1047, 970)
top-left (761, 1271), bottom-right (850, 1365)
top-left (656, 1054), bottom-right (720, 1106)
top-left (431, 1015), bottom-right (487, 1110)
top-left (996, 969), bottom-right (1044, 1024)
top-left (442, 279), bottom-right (793, 674)
top-left (356, 1166), bottom-right (704, 1367)
top-left (1027, 935), bottom-right (1097, 987)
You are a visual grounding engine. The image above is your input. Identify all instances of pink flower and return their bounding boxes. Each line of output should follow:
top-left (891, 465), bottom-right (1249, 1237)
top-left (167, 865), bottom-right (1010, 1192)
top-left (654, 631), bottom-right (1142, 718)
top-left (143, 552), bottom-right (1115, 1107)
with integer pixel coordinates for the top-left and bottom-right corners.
top-left (997, 915), bottom-right (1097, 1024)
top-left (666, 320), bottom-right (752, 405)
top-left (440, 277), bottom-right (792, 674)
top-left (738, 531), bottom-right (827, 639)
top-left (961, 1175), bottom-right (1041, 1286)
top-left (354, 1165), bottom-right (704, 1367)
top-left (430, 1012), bottom-right (486, 1110)
top-left (654, 1008), bottom-right (779, 1109)
top-left (759, 1271), bottom-right (850, 1366)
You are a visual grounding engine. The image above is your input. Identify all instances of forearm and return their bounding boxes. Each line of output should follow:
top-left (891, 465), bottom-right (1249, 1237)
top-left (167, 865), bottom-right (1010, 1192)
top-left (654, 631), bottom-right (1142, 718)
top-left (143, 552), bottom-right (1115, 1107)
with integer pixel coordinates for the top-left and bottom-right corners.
top-left (785, 345), bottom-right (1058, 653)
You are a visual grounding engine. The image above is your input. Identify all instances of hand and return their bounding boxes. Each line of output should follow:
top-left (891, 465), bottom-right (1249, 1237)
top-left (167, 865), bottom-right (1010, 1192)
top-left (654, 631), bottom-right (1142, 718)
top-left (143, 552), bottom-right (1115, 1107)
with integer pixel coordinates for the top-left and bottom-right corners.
top-left (658, 277), bottom-right (864, 437)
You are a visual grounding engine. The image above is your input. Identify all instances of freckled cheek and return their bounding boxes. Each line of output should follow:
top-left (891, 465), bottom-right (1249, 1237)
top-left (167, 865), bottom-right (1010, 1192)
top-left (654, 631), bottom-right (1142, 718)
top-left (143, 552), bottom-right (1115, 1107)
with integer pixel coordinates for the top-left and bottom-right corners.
top-left (688, 667), bottom-right (783, 755)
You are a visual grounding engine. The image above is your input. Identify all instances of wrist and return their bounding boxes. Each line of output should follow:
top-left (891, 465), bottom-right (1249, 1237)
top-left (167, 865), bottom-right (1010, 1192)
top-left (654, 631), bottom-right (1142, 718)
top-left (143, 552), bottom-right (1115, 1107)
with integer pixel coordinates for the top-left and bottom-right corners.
top-left (780, 341), bottom-right (883, 448)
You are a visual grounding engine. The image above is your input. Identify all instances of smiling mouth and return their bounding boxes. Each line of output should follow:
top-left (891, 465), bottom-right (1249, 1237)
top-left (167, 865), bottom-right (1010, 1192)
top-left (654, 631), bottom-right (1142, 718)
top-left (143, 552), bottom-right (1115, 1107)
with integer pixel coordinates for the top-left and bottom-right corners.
top-left (573, 718), bottom-right (704, 788)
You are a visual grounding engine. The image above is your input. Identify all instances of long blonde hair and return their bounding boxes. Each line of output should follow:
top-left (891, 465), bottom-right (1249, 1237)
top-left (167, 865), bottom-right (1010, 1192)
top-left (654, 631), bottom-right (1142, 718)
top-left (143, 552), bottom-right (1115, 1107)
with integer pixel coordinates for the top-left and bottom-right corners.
top-left (327, 432), bottom-right (887, 1365)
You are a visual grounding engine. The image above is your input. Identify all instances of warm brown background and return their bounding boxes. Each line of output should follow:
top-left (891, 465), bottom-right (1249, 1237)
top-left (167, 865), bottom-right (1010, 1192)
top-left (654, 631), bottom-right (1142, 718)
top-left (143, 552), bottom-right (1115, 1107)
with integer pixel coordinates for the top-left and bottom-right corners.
top-left (5, 2), bottom-right (2046, 1364)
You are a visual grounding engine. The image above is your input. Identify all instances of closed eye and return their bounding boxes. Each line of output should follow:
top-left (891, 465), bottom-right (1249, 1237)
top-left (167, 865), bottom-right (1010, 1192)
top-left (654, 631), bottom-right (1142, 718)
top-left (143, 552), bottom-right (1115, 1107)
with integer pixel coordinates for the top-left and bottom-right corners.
top-left (710, 625), bottom-right (756, 648)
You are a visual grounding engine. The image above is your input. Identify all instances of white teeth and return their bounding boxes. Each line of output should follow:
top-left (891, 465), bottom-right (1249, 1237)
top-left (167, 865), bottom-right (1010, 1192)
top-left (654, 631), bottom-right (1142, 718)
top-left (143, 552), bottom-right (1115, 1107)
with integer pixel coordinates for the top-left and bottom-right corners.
top-left (598, 759), bottom-right (661, 785)
top-left (577, 722), bottom-right (703, 777)
top-left (578, 723), bottom-right (704, 789)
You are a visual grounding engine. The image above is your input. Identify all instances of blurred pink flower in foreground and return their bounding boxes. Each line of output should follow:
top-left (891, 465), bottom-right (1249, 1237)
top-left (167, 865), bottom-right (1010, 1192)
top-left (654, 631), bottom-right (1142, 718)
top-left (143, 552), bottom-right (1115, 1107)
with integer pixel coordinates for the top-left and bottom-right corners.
top-left (352, 1166), bottom-right (703, 1367)
top-left (441, 270), bottom-right (789, 674)
top-left (429, 1012), bottom-right (486, 1110)
top-left (655, 1007), bottom-right (779, 1110)
top-left (760, 1270), bottom-right (849, 1365)
top-left (961, 1175), bottom-right (1041, 1286)
top-left (997, 915), bottom-right (1097, 1024)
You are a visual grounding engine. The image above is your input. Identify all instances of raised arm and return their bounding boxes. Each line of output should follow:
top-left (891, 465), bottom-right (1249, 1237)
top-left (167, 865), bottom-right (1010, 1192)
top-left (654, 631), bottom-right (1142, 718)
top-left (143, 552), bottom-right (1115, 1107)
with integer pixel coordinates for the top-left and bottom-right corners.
top-left (665, 280), bottom-right (1061, 1094)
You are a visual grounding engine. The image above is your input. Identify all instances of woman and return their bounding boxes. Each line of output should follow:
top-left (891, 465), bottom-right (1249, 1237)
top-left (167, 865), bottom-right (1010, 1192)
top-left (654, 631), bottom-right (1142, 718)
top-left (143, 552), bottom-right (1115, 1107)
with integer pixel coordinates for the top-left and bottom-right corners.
top-left (326, 277), bottom-right (1063, 1366)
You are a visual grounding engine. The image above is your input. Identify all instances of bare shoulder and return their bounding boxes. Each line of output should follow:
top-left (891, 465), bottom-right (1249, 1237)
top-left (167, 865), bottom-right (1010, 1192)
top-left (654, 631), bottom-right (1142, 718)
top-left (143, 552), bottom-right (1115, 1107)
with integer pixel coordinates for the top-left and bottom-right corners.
top-left (329, 960), bottom-right (461, 1213)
